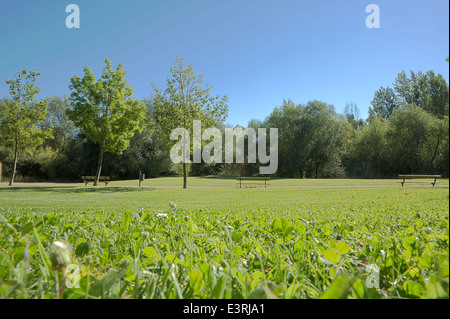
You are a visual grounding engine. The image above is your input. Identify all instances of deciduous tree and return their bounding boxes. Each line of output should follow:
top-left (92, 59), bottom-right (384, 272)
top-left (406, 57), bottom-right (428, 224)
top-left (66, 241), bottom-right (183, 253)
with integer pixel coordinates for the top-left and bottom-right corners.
top-left (153, 57), bottom-right (228, 188)
top-left (368, 86), bottom-right (400, 120)
top-left (67, 58), bottom-right (146, 186)
top-left (0, 70), bottom-right (51, 186)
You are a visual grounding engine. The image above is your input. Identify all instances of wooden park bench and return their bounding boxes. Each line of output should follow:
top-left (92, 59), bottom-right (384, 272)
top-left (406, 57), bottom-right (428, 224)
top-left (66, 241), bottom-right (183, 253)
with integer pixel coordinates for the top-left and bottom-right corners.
top-left (236, 176), bottom-right (270, 188)
top-left (82, 176), bottom-right (110, 186)
top-left (398, 175), bottom-right (441, 187)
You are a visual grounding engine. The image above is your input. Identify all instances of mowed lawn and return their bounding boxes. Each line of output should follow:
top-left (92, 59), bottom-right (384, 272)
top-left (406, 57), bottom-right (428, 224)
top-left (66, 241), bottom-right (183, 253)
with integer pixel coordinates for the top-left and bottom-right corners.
top-left (77, 176), bottom-right (449, 188)
top-left (0, 177), bottom-right (448, 213)
top-left (0, 177), bottom-right (448, 299)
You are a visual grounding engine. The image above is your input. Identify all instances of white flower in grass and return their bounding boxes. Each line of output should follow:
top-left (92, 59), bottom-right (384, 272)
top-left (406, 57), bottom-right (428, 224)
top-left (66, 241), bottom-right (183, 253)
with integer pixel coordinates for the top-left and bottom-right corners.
top-left (49, 240), bottom-right (72, 271)
top-left (169, 201), bottom-right (177, 209)
top-left (156, 213), bottom-right (168, 218)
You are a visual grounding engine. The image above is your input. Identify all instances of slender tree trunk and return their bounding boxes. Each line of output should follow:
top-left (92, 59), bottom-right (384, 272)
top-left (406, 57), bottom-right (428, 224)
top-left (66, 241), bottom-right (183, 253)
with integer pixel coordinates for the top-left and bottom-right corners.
top-left (183, 162), bottom-right (187, 189)
top-left (94, 139), bottom-right (106, 186)
top-left (430, 135), bottom-right (440, 166)
top-left (182, 125), bottom-right (188, 189)
top-left (62, 135), bottom-right (66, 154)
top-left (9, 139), bottom-right (18, 186)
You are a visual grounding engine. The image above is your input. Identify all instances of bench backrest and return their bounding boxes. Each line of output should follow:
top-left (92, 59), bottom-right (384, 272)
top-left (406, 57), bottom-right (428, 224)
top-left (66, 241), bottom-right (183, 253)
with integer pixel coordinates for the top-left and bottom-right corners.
top-left (398, 175), bottom-right (441, 179)
top-left (82, 176), bottom-right (110, 180)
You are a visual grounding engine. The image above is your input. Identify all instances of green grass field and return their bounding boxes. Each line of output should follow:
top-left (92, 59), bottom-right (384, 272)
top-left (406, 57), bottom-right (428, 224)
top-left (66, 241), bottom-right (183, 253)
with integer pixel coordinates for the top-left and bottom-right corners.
top-left (0, 177), bottom-right (448, 299)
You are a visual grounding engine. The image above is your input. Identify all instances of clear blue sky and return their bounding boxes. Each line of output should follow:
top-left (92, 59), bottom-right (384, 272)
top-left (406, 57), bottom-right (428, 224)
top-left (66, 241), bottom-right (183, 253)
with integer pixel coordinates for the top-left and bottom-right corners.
top-left (0, 0), bottom-right (448, 126)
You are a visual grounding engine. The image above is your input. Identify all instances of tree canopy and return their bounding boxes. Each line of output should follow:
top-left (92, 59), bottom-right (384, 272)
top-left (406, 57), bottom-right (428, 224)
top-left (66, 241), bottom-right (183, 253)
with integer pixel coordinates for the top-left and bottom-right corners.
top-left (153, 56), bottom-right (229, 188)
top-left (67, 58), bottom-right (146, 186)
top-left (0, 70), bottom-right (51, 185)
top-left (1, 62), bottom-right (448, 183)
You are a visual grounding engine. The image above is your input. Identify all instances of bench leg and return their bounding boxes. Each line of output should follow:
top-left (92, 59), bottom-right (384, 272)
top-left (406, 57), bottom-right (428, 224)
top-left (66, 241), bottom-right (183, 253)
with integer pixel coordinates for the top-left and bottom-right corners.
top-left (401, 179), bottom-right (405, 187)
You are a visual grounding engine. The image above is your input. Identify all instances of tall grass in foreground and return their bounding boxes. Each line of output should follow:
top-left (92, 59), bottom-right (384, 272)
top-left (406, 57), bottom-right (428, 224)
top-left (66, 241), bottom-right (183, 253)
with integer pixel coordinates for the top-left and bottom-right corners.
top-left (0, 201), bottom-right (448, 299)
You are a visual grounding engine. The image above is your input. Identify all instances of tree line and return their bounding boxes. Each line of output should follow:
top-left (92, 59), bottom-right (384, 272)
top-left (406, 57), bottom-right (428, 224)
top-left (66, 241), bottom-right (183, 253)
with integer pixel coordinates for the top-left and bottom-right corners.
top-left (0, 57), bottom-right (448, 186)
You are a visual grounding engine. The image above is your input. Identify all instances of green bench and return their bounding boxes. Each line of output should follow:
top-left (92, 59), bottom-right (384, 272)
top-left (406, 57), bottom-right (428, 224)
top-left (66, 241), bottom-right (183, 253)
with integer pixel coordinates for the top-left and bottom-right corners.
top-left (236, 177), bottom-right (270, 188)
top-left (82, 176), bottom-right (110, 186)
top-left (398, 175), bottom-right (441, 187)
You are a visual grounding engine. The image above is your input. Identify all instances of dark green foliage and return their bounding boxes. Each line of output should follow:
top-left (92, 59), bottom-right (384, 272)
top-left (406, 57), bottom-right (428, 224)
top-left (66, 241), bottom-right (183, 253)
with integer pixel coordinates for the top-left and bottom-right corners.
top-left (1, 66), bottom-right (448, 180)
top-left (263, 100), bottom-right (347, 178)
top-left (67, 58), bottom-right (147, 186)
top-left (0, 70), bottom-right (52, 185)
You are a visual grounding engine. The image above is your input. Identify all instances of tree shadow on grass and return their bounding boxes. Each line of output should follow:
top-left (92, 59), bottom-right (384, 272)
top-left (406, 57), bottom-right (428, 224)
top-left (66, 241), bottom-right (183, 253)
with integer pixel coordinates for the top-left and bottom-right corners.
top-left (0, 186), bottom-right (156, 194)
top-left (199, 176), bottom-right (234, 179)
